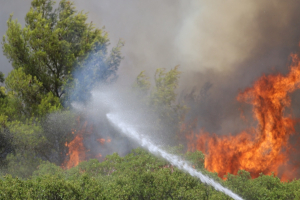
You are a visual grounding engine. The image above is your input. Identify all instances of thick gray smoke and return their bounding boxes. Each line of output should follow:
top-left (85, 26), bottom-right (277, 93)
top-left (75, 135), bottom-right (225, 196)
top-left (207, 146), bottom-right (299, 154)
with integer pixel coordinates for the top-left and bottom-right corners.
top-left (70, 1), bottom-right (300, 78)
top-left (3, 1), bottom-right (300, 80)
top-left (3, 0), bottom-right (300, 134)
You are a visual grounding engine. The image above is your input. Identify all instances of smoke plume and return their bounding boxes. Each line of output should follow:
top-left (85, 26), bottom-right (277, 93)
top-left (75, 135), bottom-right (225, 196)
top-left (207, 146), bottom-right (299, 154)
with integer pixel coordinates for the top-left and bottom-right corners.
top-left (60, 1), bottom-right (300, 135)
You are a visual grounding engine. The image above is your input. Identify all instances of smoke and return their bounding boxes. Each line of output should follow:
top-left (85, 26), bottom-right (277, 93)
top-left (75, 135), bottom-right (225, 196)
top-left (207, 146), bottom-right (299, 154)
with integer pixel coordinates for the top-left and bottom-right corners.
top-left (175, 1), bottom-right (300, 135)
top-left (70, 84), bottom-right (169, 158)
top-left (3, 1), bottom-right (300, 84)
top-left (68, 1), bottom-right (300, 75)
top-left (177, 1), bottom-right (300, 72)
top-left (57, 0), bottom-right (300, 135)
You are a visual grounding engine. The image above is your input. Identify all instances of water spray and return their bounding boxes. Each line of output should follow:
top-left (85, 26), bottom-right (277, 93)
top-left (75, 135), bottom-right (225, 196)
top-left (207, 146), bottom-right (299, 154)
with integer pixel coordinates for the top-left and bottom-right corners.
top-left (107, 112), bottom-right (244, 200)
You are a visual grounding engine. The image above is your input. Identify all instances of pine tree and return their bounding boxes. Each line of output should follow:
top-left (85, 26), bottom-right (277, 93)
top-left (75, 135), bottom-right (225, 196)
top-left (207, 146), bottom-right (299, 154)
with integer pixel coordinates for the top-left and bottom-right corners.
top-left (2, 0), bottom-right (123, 106)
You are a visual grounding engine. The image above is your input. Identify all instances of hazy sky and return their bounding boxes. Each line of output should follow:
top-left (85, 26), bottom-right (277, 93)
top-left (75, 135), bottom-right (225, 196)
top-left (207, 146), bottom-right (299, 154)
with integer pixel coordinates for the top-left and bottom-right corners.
top-left (0, 0), bottom-right (31, 76)
top-left (1, 0), bottom-right (300, 89)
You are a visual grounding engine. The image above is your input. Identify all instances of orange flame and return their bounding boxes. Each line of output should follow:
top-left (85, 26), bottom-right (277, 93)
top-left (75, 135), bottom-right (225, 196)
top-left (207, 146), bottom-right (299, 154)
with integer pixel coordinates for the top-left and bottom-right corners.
top-left (96, 153), bottom-right (102, 159)
top-left (98, 138), bottom-right (106, 144)
top-left (97, 137), bottom-right (111, 144)
top-left (63, 134), bottom-right (86, 169)
top-left (63, 119), bottom-right (113, 169)
top-left (62, 121), bottom-right (89, 169)
top-left (185, 54), bottom-right (300, 180)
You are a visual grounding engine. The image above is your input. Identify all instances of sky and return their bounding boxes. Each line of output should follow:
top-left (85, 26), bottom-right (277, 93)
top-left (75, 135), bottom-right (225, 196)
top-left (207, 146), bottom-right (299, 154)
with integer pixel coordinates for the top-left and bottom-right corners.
top-left (0, 0), bottom-right (32, 76)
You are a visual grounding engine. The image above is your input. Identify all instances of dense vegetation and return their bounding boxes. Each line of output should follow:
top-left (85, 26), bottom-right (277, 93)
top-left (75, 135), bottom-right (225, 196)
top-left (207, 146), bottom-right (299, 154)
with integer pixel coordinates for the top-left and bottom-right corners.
top-left (1, 148), bottom-right (300, 200)
top-left (1, 0), bottom-right (300, 199)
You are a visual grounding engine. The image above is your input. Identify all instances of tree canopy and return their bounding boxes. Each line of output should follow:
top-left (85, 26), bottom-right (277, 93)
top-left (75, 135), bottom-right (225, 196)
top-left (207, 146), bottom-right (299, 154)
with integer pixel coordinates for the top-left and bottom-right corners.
top-left (2, 0), bottom-right (123, 107)
top-left (134, 66), bottom-right (187, 143)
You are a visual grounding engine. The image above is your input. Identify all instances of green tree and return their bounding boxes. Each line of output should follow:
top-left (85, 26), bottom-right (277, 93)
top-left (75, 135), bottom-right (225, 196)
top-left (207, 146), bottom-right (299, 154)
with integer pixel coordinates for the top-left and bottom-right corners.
top-left (134, 66), bottom-right (187, 143)
top-left (0, 73), bottom-right (14, 168)
top-left (0, 71), bottom-right (7, 106)
top-left (0, 120), bottom-right (46, 178)
top-left (150, 66), bottom-right (186, 126)
top-left (0, 69), bottom-right (77, 167)
top-left (2, 0), bottom-right (123, 107)
top-left (3, 146), bottom-right (300, 199)
top-left (41, 111), bottom-right (77, 165)
top-left (0, 72), bottom-right (4, 84)
top-left (0, 127), bottom-right (13, 168)
top-left (4, 68), bottom-right (61, 120)
top-left (1, 0), bottom-right (123, 169)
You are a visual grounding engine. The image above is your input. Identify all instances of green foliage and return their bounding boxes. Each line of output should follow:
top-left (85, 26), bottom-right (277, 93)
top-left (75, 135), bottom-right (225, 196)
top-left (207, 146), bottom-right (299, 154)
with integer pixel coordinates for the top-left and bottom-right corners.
top-left (0, 127), bottom-right (13, 168)
top-left (0, 72), bottom-right (4, 84)
top-left (0, 120), bottom-right (46, 178)
top-left (133, 71), bottom-right (151, 96)
top-left (224, 170), bottom-right (300, 200)
top-left (185, 150), bottom-right (205, 169)
top-left (8, 120), bottom-right (46, 152)
top-left (0, 112), bottom-right (77, 177)
top-left (2, 0), bottom-right (123, 105)
top-left (134, 66), bottom-right (182, 107)
top-left (3, 152), bottom-right (43, 179)
top-left (151, 66), bottom-right (181, 107)
top-left (134, 66), bottom-right (187, 143)
top-left (0, 148), bottom-right (225, 199)
top-left (0, 174), bottom-right (102, 200)
top-left (1, 147), bottom-right (300, 199)
top-left (5, 68), bottom-right (61, 120)
top-left (151, 66), bottom-right (187, 129)
top-left (32, 161), bottom-right (64, 177)
top-left (41, 111), bottom-right (77, 165)
top-left (0, 75), bottom-right (8, 113)
top-left (0, 0), bottom-right (122, 174)
top-left (0, 111), bottom-right (77, 172)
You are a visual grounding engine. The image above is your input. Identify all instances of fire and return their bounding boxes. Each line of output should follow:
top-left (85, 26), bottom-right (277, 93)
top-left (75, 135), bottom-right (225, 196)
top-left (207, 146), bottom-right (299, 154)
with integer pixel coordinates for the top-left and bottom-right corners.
top-left (63, 120), bottom-right (92, 169)
top-left (96, 153), bottom-right (102, 158)
top-left (185, 54), bottom-right (300, 180)
top-left (63, 119), bottom-right (113, 169)
top-left (63, 134), bottom-right (86, 169)
top-left (97, 137), bottom-right (112, 145)
top-left (62, 121), bottom-right (89, 169)
top-left (98, 138), bottom-right (106, 144)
